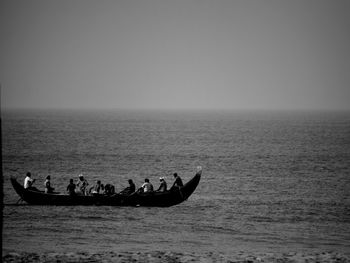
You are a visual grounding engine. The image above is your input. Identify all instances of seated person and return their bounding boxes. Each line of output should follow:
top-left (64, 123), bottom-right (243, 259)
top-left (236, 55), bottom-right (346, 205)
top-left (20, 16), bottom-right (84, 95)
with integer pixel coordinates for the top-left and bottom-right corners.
top-left (170, 173), bottom-right (183, 190)
top-left (140, 178), bottom-right (154, 193)
top-left (156, 177), bottom-right (167, 192)
top-left (24, 172), bottom-right (38, 191)
top-left (67, 179), bottom-right (76, 196)
top-left (91, 180), bottom-right (104, 194)
top-left (44, 175), bottom-right (55, 193)
top-left (104, 184), bottom-right (116, 195)
top-left (120, 179), bottom-right (136, 195)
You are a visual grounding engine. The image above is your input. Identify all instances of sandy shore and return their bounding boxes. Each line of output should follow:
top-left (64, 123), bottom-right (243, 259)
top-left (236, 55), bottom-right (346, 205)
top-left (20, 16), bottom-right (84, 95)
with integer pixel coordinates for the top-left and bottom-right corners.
top-left (2, 251), bottom-right (350, 263)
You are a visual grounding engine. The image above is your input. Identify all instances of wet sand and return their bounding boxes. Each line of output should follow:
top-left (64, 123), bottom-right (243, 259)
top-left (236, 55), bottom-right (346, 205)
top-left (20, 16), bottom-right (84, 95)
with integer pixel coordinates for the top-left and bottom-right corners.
top-left (2, 251), bottom-right (350, 263)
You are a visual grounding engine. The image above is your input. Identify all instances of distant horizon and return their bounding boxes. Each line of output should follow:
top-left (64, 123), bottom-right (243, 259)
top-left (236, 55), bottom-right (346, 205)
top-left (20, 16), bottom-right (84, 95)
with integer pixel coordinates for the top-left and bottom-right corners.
top-left (2, 105), bottom-right (350, 113)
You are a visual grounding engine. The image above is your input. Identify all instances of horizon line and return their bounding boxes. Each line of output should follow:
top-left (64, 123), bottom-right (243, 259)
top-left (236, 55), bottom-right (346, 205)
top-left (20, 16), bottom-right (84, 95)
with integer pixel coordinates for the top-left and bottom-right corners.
top-left (2, 106), bottom-right (350, 113)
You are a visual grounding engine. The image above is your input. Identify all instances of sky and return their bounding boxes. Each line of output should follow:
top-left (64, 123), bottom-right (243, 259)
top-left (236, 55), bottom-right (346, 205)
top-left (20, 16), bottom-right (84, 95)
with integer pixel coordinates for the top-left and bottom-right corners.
top-left (1, 0), bottom-right (349, 110)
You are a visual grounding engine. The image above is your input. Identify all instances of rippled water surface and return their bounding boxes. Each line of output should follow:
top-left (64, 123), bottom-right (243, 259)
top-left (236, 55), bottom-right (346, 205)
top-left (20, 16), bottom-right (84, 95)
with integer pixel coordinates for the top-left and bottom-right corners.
top-left (2, 110), bottom-right (350, 256)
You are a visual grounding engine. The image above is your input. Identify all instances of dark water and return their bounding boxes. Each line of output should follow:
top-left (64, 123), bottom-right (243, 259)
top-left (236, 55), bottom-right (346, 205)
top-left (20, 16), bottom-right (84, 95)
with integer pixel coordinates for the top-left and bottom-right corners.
top-left (2, 109), bottom-right (350, 256)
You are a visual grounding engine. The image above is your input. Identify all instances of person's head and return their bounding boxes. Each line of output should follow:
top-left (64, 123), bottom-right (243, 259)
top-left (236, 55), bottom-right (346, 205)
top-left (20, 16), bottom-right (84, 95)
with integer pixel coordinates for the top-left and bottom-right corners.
top-left (26, 172), bottom-right (31, 177)
top-left (145, 178), bottom-right (149, 183)
top-left (97, 180), bottom-right (101, 185)
top-left (159, 177), bottom-right (164, 182)
top-left (128, 179), bottom-right (133, 184)
top-left (173, 173), bottom-right (178, 178)
top-left (46, 175), bottom-right (51, 180)
top-left (78, 174), bottom-right (84, 180)
top-left (70, 179), bottom-right (74, 184)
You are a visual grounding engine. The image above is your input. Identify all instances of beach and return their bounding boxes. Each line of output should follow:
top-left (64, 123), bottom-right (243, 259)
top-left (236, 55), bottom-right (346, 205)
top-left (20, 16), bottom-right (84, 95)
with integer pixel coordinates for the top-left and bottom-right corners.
top-left (3, 250), bottom-right (350, 263)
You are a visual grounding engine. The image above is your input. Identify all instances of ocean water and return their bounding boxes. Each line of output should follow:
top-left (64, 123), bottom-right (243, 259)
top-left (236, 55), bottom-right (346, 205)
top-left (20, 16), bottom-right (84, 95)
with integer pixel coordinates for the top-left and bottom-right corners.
top-left (2, 109), bottom-right (350, 256)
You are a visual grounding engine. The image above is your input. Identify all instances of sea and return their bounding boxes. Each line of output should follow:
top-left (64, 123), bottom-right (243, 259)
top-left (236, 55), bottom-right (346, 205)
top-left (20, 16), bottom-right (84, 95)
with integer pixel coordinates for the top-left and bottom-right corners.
top-left (2, 109), bottom-right (350, 257)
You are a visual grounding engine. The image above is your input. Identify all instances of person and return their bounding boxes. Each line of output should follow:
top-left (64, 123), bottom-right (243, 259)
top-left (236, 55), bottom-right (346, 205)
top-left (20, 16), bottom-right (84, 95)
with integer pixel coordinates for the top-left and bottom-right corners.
top-left (120, 179), bottom-right (136, 195)
top-left (141, 178), bottom-right (153, 193)
top-left (24, 172), bottom-right (36, 190)
top-left (91, 180), bottom-right (104, 194)
top-left (76, 174), bottom-right (89, 195)
top-left (104, 183), bottom-right (115, 195)
top-left (156, 177), bottom-right (167, 192)
top-left (170, 173), bottom-right (183, 190)
top-left (66, 179), bottom-right (76, 196)
top-left (44, 175), bottom-right (55, 193)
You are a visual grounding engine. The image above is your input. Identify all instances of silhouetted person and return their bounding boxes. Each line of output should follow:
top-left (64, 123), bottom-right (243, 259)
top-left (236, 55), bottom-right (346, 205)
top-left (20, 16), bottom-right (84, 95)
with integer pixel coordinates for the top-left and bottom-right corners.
top-left (156, 177), bottom-right (167, 192)
top-left (120, 179), bottom-right (136, 195)
top-left (170, 173), bottom-right (183, 190)
top-left (67, 179), bottom-right (76, 196)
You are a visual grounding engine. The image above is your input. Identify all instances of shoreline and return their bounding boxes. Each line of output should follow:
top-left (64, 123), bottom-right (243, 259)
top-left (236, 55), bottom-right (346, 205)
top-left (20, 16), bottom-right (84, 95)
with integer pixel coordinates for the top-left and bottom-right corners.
top-left (2, 251), bottom-right (350, 263)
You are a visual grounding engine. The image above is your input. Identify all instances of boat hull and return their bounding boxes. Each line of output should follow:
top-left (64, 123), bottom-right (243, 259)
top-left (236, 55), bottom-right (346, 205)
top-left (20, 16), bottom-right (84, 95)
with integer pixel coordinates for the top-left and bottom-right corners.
top-left (11, 172), bottom-right (201, 207)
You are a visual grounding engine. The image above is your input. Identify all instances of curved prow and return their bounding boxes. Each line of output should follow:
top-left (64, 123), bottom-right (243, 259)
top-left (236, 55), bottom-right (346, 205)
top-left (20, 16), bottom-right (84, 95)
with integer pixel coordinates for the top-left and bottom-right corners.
top-left (181, 171), bottom-right (201, 200)
top-left (10, 176), bottom-right (25, 199)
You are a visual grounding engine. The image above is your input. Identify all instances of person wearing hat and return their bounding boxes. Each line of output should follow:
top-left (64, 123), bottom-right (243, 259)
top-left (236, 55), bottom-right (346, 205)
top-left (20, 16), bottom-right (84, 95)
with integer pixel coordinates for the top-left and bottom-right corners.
top-left (44, 175), bottom-right (55, 193)
top-left (170, 173), bottom-right (183, 190)
top-left (76, 174), bottom-right (89, 195)
top-left (156, 177), bottom-right (167, 192)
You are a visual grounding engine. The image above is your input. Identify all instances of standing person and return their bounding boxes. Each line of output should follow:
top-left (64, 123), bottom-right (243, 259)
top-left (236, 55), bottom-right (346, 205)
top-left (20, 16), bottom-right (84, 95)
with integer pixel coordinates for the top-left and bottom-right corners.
top-left (67, 179), bottom-right (76, 195)
top-left (24, 172), bottom-right (36, 190)
top-left (44, 175), bottom-right (55, 193)
top-left (120, 179), bottom-right (136, 195)
top-left (156, 177), bottom-right (167, 192)
top-left (76, 174), bottom-right (89, 195)
top-left (141, 178), bottom-right (154, 193)
top-left (170, 173), bottom-right (183, 190)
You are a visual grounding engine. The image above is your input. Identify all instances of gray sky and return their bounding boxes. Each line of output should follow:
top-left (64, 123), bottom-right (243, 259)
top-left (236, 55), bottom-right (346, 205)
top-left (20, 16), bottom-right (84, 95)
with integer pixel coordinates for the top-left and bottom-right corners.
top-left (1, 0), bottom-right (349, 110)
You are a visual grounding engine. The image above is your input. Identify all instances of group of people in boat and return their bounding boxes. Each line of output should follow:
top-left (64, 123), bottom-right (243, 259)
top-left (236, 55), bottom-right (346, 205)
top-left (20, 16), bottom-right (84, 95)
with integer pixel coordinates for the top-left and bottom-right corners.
top-left (23, 171), bottom-right (184, 196)
top-left (24, 172), bottom-right (55, 193)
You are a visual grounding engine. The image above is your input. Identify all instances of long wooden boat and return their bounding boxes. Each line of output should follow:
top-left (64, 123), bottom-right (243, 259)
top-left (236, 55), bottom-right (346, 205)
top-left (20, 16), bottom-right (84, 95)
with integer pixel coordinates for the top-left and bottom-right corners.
top-left (11, 171), bottom-right (201, 207)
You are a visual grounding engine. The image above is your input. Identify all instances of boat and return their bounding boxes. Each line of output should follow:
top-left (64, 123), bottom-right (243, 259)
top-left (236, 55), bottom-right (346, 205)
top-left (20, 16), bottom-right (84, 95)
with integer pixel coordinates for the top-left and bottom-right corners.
top-left (10, 170), bottom-right (201, 207)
